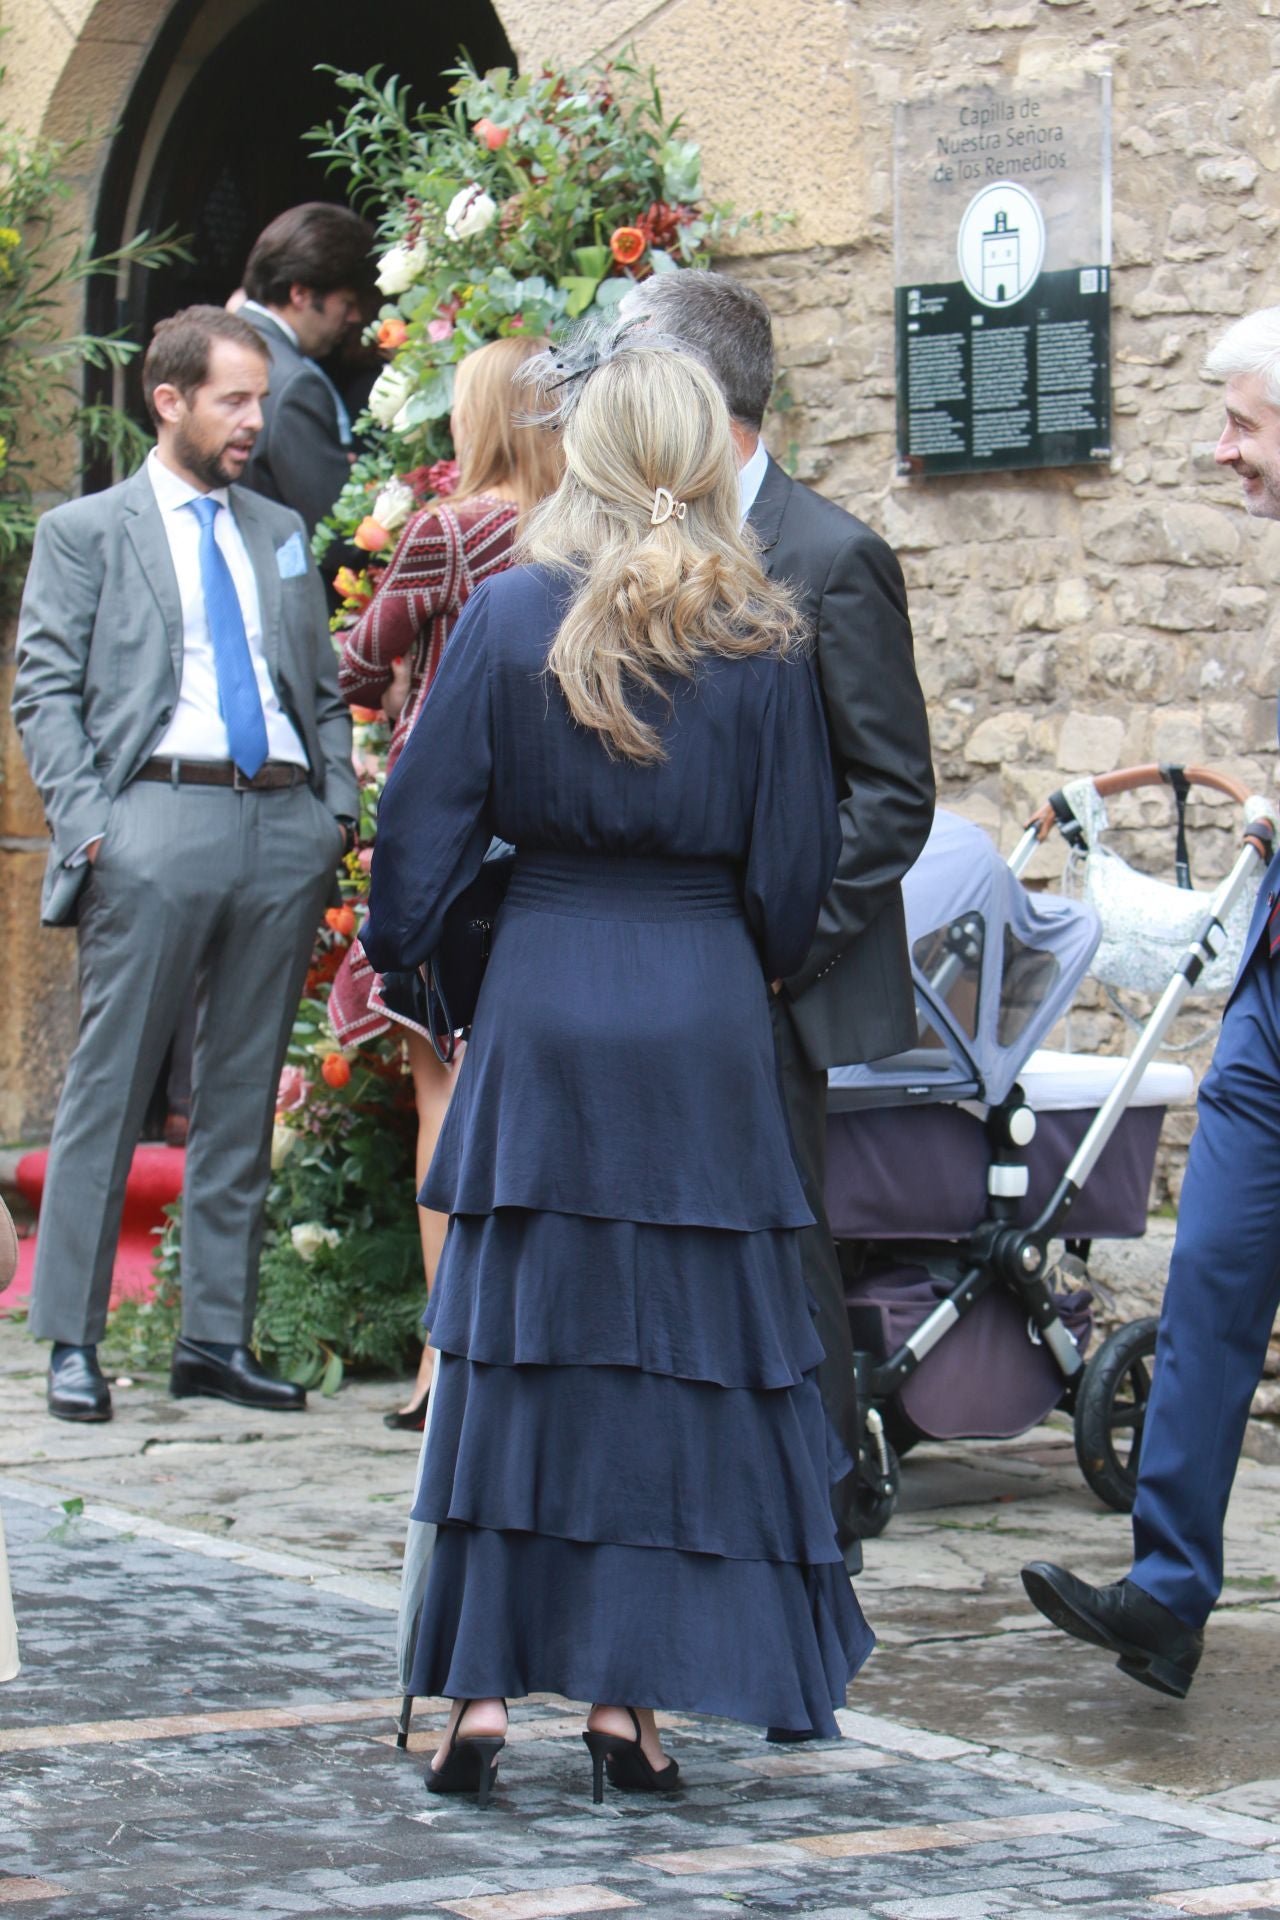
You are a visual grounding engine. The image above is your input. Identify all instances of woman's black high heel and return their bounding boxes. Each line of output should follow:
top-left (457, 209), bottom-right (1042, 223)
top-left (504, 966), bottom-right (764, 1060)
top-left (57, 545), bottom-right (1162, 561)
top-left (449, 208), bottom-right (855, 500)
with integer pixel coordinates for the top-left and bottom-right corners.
top-left (582, 1707), bottom-right (680, 1804)
top-left (383, 1385), bottom-right (430, 1431)
top-left (427, 1701), bottom-right (506, 1808)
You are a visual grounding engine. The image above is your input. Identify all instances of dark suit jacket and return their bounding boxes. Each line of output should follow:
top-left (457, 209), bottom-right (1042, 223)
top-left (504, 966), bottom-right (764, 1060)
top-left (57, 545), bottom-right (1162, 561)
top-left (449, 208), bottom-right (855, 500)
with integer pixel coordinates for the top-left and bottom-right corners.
top-left (750, 456), bottom-right (934, 1067)
top-left (240, 307), bottom-right (352, 537)
top-left (11, 463), bottom-right (357, 925)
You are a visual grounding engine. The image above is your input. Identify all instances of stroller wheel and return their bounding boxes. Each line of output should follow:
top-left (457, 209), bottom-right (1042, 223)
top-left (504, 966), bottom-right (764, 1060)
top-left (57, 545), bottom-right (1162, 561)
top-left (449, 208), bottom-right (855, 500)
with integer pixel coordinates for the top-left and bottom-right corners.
top-left (1073, 1316), bottom-right (1159, 1513)
top-left (855, 1434), bottom-right (901, 1539)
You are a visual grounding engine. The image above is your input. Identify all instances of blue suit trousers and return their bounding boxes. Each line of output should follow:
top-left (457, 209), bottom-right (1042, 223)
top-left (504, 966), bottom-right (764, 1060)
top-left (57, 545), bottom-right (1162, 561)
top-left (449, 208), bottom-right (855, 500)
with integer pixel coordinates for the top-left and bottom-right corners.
top-left (1130, 937), bottom-right (1280, 1627)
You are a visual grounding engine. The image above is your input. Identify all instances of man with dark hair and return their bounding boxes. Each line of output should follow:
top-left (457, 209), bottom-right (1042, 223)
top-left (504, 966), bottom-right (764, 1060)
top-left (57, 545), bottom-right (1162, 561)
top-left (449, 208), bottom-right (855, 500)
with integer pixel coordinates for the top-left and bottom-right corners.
top-left (620, 270), bottom-right (936, 1610)
top-left (238, 201), bottom-right (373, 535)
top-left (12, 304), bottom-right (358, 1423)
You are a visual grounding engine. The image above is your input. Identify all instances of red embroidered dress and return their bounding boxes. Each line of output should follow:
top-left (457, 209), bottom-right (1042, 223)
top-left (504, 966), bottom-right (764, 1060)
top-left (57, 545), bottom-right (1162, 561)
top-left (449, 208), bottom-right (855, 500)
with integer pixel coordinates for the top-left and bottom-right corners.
top-left (338, 496), bottom-right (519, 772)
top-left (330, 497), bottom-right (519, 1045)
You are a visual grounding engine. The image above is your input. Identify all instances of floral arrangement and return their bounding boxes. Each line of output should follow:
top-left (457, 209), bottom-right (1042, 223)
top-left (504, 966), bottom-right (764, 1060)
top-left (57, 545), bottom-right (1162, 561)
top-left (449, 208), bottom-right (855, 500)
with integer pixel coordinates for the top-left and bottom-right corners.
top-left (307, 53), bottom-right (746, 573)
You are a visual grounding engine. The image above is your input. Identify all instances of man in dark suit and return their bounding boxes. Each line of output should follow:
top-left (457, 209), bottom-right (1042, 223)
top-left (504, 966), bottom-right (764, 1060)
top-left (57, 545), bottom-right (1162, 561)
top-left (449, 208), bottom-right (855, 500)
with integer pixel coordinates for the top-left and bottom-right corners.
top-left (12, 306), bottom-right (358, 1422)
top-left (1023, 306), bottom-right (1280, 1699)
top-left (621, 272), bottom-right (936, 1572)
top-left (238, 202), bottom-right (373, 536)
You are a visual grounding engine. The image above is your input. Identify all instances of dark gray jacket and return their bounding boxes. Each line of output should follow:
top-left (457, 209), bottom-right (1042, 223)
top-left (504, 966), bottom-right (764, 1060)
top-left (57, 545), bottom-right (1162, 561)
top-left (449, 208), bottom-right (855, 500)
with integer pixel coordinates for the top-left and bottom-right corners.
top-left (12, 464), bottom-right (357, 926)
top-left (240, 307), bottom-right (352, 537)
top-left (750, 457), bottom-right (935, 1067)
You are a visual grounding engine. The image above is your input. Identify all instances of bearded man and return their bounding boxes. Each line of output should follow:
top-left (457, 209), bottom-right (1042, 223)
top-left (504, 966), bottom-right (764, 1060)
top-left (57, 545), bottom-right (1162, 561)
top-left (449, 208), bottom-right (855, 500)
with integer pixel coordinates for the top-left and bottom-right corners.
top-left (12, 306), bottom-right (357, 1421)
top-left (1023, 306), bottom-right (1280, 1697)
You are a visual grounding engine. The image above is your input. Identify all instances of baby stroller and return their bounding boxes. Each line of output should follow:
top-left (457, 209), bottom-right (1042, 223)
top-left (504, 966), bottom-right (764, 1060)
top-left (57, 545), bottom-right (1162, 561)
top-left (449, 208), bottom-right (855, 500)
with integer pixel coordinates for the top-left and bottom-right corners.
top-left (827, 765), bottom-right (1278, 1537)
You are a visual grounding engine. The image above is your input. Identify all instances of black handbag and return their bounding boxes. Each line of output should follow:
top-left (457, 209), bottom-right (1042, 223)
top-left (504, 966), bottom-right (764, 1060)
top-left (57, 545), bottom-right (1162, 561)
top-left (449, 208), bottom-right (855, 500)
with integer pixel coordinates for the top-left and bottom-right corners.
top-left (379, 840), bottom-right (515, 1064)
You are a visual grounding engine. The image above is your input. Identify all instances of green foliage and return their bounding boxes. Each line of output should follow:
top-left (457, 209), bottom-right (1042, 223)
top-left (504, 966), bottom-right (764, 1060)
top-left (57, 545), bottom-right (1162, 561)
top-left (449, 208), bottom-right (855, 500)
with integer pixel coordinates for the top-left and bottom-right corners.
top-left (0, 90), bottom-right (189, 569)
top-left (307, 51), bottom-right (749, 572)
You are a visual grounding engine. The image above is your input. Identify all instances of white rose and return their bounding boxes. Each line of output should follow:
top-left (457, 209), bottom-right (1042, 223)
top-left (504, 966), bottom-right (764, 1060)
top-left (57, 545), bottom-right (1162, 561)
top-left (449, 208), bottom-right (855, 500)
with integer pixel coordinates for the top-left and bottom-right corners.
top-left (290, 1222), bottom-right (340, 1264)
top-left (375, 243), bottom-right (423, 296)
top-left (368, 366), bottom-right (416, 428)
top-left (270, 1123), bottom-right (296, 1171)
top-left (372, 479), bottom-right (417, 533)
top-left (445, 185), bottom-right (497, 242)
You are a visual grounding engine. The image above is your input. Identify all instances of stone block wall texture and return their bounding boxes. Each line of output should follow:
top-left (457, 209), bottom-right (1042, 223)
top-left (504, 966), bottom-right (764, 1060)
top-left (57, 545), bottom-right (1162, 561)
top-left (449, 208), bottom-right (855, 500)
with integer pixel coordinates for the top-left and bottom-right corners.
top-left (3, 0), bottom-right (1278, 1186)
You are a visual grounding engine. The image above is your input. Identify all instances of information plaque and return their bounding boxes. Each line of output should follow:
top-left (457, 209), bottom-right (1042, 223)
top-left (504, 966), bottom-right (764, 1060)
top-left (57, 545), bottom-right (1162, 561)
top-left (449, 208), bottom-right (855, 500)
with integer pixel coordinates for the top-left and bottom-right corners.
top-left (893, 72), bottom-right (1111, 478)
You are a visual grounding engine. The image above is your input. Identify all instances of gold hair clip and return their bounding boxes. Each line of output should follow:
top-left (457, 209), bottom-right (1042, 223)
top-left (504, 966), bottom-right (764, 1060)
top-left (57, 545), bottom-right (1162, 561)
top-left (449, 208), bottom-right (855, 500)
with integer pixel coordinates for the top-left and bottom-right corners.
top-left (650, 486), bottom-right (688, 526)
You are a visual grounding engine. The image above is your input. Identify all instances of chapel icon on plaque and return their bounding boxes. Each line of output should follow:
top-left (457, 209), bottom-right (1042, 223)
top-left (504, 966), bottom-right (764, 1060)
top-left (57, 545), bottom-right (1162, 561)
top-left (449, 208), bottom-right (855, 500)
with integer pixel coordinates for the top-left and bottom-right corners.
top-left (982, 210), bottom-right (1019, 304)
top-left (957, 181), bottom-right (1045, 309)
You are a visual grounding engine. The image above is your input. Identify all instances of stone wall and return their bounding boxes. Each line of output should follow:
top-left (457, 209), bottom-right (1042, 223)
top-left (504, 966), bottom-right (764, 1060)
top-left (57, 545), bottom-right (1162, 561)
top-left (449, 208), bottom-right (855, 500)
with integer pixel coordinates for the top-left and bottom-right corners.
top-left (716, 0), bottom-right (1280, 1199)
top-left (3, 0), bottom-right (1278, 1188)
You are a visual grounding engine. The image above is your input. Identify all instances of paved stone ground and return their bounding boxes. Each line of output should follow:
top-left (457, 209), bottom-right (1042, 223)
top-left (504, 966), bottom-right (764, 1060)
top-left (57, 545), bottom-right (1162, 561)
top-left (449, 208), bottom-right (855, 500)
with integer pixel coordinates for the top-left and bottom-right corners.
top-left (7, 1316), bottom-right (1280, 1916)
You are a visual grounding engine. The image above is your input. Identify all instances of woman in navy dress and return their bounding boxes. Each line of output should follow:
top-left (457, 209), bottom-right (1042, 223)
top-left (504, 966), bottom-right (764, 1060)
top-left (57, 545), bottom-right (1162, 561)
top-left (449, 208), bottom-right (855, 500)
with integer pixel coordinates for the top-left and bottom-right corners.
top-left (363, 336), bottom-right (873, 1804)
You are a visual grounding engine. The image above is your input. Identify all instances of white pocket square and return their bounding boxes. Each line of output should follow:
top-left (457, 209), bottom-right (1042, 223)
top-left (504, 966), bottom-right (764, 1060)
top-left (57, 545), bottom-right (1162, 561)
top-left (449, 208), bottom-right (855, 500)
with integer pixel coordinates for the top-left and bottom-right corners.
top-left (276, 531), bottom-right (308, 579)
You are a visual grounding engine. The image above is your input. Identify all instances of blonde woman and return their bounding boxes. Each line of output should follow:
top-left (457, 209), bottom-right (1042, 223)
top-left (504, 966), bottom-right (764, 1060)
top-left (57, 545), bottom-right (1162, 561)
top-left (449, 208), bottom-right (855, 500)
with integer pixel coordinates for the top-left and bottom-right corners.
top-left (364, 335), bottom-right (872, 1804)
top-left (332, 335), bottom-right (563, 1429)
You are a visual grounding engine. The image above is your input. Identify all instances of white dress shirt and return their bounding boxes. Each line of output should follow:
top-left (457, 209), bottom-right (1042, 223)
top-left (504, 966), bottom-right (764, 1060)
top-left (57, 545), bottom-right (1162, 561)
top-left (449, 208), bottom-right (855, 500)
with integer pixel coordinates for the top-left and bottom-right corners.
top-left (148, 449), bottom-right (308, 767)
top-left (738, 437), bottom-right (770, 520)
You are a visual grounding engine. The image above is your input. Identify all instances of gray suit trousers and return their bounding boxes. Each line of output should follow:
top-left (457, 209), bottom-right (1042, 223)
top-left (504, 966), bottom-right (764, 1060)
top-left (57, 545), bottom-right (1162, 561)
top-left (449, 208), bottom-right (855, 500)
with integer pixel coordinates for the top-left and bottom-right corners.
top-left (30, 779), bottom-right (342, 1345)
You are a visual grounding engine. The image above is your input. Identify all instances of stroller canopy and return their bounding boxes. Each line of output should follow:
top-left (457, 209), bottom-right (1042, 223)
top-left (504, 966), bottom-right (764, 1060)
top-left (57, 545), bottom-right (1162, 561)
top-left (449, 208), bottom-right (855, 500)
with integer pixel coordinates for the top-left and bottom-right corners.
top-left (829, 810), bottom-right (1101, 1110)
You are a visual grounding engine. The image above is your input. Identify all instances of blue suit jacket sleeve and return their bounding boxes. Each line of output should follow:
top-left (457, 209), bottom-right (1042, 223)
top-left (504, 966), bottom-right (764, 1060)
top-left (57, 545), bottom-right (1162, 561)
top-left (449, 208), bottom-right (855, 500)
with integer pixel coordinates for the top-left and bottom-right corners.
top-left (361, 581), bottom-right (495, 972)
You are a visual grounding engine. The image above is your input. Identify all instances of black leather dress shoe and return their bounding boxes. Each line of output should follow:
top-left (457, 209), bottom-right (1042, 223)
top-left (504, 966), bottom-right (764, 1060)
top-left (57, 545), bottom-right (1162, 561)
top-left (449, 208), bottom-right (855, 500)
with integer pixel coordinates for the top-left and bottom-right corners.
top-left (47, 1346), bottom-right (112, 1423)
top-left (1021, 1561), bottom-right (1203, 1699)
top-left (765, 1725), bottom-right (822, 1744)
top-left (169, 1339), bottom-right (306, 1412)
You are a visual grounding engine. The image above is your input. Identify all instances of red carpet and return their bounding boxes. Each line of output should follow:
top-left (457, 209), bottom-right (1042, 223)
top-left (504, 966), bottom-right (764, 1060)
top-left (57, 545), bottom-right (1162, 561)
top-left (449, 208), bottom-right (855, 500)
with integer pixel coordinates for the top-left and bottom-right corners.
top-left (0, 1146), bottom-right (183, 1313)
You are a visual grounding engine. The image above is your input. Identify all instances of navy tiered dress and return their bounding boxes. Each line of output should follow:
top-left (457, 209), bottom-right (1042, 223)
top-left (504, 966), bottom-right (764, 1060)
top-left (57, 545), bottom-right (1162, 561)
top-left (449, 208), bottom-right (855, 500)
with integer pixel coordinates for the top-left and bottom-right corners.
top-left (364, 563), bottom-right (874, 1734)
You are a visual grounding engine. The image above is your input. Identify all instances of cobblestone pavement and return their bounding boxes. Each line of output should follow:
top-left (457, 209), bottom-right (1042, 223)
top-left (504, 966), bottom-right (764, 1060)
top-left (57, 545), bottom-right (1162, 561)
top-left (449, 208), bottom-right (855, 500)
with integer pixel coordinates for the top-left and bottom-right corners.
top-left (7, 1317), bottom-right (1280, 1916)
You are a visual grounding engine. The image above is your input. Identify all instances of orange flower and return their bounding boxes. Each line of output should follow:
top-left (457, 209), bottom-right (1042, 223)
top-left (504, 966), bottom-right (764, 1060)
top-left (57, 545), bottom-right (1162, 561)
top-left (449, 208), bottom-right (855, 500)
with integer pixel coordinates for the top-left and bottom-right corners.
top-left (324, 906), bottom-right (357, 937)
top-left (321, 1053), bottom-right (352, 1089)
top-left (378, 317), bottom-right (408, 350)
top-left (475, 118), bottom-right (510, 150)
top-left (353, 518), bottom-right (391, 552)
top-left (349, 704), bottom-right (381, 724)
top-left (609, 226), bottom-right (646, 266)
top-left (333, 565), bottom-right (370, 604)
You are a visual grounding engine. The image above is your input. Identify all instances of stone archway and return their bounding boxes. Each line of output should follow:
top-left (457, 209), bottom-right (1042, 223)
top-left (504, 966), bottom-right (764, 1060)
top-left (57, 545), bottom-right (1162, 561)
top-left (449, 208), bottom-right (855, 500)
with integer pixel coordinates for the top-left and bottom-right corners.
top-left (82, 0), bottom-right (516, 440)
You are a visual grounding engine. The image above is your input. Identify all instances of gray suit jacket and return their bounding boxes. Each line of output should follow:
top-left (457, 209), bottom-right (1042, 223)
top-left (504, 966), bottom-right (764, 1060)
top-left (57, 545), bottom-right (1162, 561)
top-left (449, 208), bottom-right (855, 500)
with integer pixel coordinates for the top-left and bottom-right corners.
top-left (750, 458), bottom-right (935, 1068)
top-left (239, 307), bottom-right (353, 537)
top-left (12, 463), bottom-right (358, 927)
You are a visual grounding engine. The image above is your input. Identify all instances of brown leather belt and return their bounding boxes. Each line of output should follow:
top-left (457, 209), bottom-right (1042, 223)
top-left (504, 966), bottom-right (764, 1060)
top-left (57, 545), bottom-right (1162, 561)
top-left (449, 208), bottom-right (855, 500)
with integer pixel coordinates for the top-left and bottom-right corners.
top-left (135, 758), bottom-right (309, 792)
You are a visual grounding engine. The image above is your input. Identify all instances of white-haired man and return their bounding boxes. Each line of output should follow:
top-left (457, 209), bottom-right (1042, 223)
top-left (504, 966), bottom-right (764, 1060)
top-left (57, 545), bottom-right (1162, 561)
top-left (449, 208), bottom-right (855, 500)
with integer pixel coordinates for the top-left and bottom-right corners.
top-left (1023, 305), bottom-right (1280, 1697)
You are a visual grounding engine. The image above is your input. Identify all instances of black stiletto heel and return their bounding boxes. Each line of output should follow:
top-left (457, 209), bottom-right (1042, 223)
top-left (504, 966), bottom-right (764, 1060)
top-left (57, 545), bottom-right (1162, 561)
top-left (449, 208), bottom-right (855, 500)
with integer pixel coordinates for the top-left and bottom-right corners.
top-left (395, 1694), bottom-right (414, 1749)
top-left (426, 1701), bottom-right (506, 1806)
top-left (383, 1386), bottom-right (430, 1431)
top-left (582, 1707), bottom-right (680, 1804)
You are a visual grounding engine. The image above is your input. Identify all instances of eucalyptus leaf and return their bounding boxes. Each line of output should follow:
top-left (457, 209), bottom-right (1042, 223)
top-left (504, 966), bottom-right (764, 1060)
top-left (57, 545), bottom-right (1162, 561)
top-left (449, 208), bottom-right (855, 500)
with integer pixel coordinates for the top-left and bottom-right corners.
top-left (560, 275), bottom-right (601, 318)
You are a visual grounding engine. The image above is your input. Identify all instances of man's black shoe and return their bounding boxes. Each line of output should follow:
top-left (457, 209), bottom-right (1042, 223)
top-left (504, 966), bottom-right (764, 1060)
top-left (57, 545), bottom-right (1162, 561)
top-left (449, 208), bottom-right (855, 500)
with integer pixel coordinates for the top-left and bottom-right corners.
top-left (765, 1726), bottom-right (822, 1744)
top-left (170, 1339), bottom-right (305, 1412)
top-left (47, 1345), bottom-right (112, 1422)
top-left (1021, 1561), bottom-right (1203, 1699)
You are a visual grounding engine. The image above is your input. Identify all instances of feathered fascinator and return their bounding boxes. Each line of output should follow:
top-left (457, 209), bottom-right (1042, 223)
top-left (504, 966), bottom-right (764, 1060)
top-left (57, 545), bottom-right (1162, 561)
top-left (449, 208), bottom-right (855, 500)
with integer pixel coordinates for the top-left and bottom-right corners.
top-left (517, 314), bottom-right (681, 430)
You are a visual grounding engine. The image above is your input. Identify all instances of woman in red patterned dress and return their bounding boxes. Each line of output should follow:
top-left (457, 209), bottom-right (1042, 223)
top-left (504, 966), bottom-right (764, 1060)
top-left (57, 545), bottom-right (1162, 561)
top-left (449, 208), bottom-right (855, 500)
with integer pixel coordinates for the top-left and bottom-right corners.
top-left (330, 334), bottom-right (563, 1426)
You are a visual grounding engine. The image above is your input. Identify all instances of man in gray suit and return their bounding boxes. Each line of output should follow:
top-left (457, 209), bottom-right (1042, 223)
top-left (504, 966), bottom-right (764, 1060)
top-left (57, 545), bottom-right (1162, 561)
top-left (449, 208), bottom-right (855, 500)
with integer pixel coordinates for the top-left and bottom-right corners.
top-left (621, 272), bottom-right (935, 1591)
top-left (12, 306), bottom-right (358, 1422)
top-left (237, 202), bottom-right (373, 537)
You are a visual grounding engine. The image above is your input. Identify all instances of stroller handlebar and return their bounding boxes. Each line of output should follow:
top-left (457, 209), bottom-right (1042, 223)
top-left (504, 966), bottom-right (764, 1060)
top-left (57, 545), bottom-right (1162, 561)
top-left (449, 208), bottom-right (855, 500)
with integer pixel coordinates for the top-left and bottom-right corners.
top-left (1027, 763), bottom-right (1274, 859)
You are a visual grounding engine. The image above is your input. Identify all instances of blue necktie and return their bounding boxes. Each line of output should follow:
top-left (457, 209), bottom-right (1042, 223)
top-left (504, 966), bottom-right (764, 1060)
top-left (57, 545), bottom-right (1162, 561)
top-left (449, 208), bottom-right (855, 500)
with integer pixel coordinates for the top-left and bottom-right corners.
top-left (186, 495), bottom-right (268, 779)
